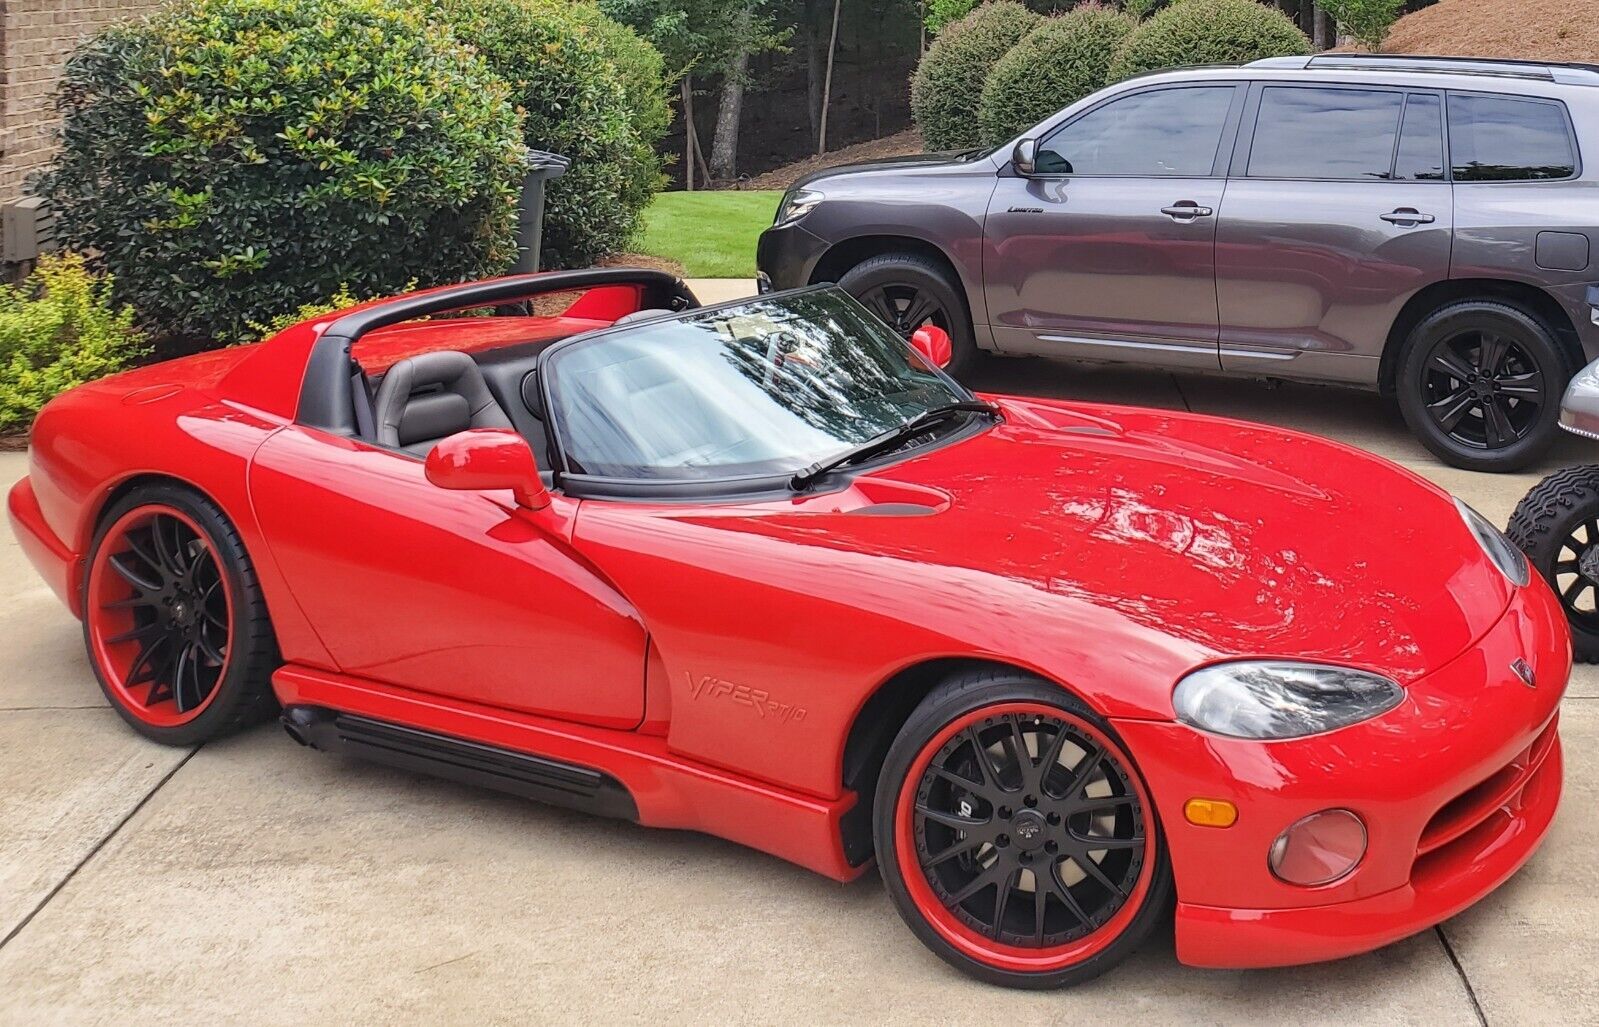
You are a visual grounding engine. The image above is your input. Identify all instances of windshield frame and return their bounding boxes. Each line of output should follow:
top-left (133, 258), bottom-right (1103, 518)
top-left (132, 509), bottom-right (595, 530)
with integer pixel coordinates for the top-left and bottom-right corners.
top-left (537, 284), bottom-right (985, 501)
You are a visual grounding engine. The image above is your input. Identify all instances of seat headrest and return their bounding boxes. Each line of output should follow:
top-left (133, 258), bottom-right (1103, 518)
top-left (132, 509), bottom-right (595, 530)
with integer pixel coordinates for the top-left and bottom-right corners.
top-left (372, 349), bottom-right (513, 453)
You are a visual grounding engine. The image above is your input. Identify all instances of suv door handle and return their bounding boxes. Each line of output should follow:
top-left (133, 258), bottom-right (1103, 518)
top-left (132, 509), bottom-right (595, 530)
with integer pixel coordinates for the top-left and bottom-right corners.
top-left (1380, 208), bottom-right (1436, 226)
top-left (1161, 202), bottom-right (1213, 221)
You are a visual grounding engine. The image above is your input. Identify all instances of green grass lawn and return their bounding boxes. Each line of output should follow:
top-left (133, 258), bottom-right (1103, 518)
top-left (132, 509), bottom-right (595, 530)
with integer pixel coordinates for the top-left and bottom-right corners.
top-left (636, 190), bottom-right (782, 279)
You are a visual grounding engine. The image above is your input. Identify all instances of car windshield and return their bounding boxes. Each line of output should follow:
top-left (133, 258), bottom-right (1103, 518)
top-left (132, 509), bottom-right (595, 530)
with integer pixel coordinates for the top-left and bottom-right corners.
top-left (543, 288), bottom-right (969, 481)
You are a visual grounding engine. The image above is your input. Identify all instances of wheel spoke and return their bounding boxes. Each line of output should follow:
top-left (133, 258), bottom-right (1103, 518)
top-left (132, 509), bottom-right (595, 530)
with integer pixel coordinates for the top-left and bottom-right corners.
top-left (196, 626), bottom-right (227, 666)
top-left (1035, 722), bottom-right (1071, 795)
top-left (1031, 878), bottom-right (1048, 944)
top-left (1046, 859), bottom-right (1092, 925)
top-left (916, 802), bottom-right (987, 833)
top-left (126, 635), bottom-right (169, 686)
top-left (989, 868), bottom-right (1018, 939)
top-left (1482, 397), bottom-right (1516, 448)
top-left (1060, 748), bottom-right (1104, 802)
top-left (1497, 369), bottom-right (1543, 399)
top-left (1477, 333), bottom-right (1510, 375)
top-left (1563, 576), bottom-right (1589, 602)
top-left (965, 726), bottom-right (1004, 794)
top-left (152, 518), bottom-right (184, 578)
top-left (1428, 348), bottom-right (1475, 381)
top-left (106, 622), bottom-right (164, 646)
top-left (924, 834), bottom-right (983, 867)
top-left (946, 863), bottom-right (1005, 907)
top-left (862, 288), bottom-right (896, 326)
top-left (1070, 832), bottom-right (1144, 851)
top-left (901, 291), bottom-right (937, 330)
top-left (108, 553), bottom-right (161, 594)
top-left (172, 642), bottom-right (198, 713)
top-left (1426, 389), bottom-right (1476, 432)
top-left (1071, 853), bottom-right (1127, 899)
top-left (1001, 716), bottom-right (1030, 787)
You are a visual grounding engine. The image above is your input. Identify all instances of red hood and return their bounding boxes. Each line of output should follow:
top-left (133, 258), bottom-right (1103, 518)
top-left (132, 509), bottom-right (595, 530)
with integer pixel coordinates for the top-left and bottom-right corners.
top-left (869, 397), bottom-right (1513, 686)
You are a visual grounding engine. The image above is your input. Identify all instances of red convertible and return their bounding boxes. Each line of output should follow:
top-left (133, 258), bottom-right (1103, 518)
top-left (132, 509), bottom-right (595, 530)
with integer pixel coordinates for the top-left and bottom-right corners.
top-left (8, 270), bottom-right (1568, 988)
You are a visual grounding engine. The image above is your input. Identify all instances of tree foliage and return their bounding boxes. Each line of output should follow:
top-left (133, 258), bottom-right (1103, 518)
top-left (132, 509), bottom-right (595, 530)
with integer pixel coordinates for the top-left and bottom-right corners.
top-left (1320, 0), bottom-right (1404, 51)
top-left (978, 3), bottom-right (1138, 144)
top-left (1107, 0), bottom-right (1311, 80)
top-left (911, 1), bottom-right (1041, 150)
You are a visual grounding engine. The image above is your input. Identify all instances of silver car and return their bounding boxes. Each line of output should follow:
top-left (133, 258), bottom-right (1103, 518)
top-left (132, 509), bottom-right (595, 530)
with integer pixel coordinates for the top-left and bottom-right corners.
top-left (758, 54), bottom-right (1599, 471)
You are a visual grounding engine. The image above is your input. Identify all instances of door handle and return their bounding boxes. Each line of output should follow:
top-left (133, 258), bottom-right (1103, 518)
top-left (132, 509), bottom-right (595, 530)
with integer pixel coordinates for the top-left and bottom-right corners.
top-left (1161, 202), bottom-right (1214, 221)
top-left (1380, 208), bottom-right (1436, 226)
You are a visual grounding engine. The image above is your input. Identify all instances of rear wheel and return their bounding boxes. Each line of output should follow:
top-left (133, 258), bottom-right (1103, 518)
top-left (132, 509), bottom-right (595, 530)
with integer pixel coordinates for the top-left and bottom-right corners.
top-left (874, 670), bottom-right (1170, 989)
top-left (1507, 465), bottom-right (1599, 663)
top-left (837, 252), bottom-right (982, 378)
top-left (1396, 300), bottom-right (1567, 472)
top-left (84, 485), bottom-right (279, 745)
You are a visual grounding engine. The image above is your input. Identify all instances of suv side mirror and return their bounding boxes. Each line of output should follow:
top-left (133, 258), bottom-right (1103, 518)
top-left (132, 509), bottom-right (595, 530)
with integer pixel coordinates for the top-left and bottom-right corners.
top-left (911, 325), bottom-right (953, 369)
top-left (426, 429), bottom-right (550, 511)
top-left (1012, 137), bottom-right (1038, 177)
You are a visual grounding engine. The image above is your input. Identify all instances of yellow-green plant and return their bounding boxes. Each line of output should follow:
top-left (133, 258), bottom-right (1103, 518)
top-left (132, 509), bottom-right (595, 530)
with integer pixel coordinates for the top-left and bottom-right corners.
top-left (0, 255), bottom-right (148, 431)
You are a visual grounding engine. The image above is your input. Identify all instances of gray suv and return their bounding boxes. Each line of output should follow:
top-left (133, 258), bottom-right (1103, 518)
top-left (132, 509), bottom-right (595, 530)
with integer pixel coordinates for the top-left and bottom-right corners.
top-left (757, 54), bottom-right (1599, 471)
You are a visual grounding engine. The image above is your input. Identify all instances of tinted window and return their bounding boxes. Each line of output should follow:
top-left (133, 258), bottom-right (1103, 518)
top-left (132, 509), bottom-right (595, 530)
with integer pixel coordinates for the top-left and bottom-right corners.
top-left (1247, 87), bottom-right (1403, 179)
top-left (1394, 94), bottom-right (1445, 181)
top-left (1037, 86), bottom-right (1234, 176)
top-left (1449, 94), bottom-right (1576, 182)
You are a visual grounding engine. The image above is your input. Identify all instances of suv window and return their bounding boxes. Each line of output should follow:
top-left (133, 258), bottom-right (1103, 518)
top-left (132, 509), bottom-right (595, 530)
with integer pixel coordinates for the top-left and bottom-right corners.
top-left (1247, 87), bottom-right (1404, 180)
top-left (1448, 93), bottom-right (1576, 182)
top-left (1036, 86), bottom-right (1234, 177)
top-left (1394, 93), bottom-right (1445, 181)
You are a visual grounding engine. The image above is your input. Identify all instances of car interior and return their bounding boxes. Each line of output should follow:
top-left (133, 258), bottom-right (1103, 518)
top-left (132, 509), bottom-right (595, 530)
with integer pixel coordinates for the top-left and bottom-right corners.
top-left (345, 281), bottom-right (694, 474)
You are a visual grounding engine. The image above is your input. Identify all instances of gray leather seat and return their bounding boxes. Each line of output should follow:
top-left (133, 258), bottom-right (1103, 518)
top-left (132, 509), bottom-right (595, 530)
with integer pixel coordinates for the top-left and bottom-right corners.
top-left (372, 351), bottom-right (514, 456)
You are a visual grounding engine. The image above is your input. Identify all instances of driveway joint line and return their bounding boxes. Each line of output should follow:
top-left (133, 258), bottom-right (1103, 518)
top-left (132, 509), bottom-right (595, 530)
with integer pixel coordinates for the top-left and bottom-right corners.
top-left (0, 705), bottom-right (109, 712)
top-left (1435, 925), bottom-right (1488, 1027)
top-left (0, 745), bottom-right (200, 952)
top-left (1169, 373), bottom-right (1193, 412)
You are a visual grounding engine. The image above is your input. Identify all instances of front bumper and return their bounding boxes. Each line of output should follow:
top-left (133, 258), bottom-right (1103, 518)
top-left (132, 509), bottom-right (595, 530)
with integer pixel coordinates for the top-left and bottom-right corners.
top-left (6, 474), bottom-right (81, 616)
top-left (755, 221), bottom-right (829, 291)
top-left (1114, 578), bottom-right (1570, 969)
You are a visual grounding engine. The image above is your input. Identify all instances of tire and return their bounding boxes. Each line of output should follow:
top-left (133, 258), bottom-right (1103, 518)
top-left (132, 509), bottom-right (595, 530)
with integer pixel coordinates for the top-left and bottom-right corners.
top-left (873, 669), bottom-right (1171, 989)
top-left (1396, 299), bottom-right (1569, 472)
top-left (82, 483), bottom-right (280, 745)
top-left (837, 252), bottom-right (984, 379)
top-left (1507, 465), bottom-right (1599, 663)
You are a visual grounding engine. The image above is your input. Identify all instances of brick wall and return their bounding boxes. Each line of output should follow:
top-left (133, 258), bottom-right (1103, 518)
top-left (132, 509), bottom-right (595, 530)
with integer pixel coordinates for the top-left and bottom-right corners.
top-left (0, 0), bottom-right (165, 208)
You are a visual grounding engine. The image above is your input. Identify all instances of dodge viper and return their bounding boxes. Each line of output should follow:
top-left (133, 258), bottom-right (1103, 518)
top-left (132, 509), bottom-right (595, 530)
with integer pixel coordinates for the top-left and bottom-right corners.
top-left (7, 269), bottom-right (1569, 988)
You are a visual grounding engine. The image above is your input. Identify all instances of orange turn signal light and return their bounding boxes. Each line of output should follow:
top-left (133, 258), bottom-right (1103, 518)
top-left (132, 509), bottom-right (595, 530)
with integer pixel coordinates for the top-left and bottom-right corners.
top-left (1184, 798), bottom-right (1238, 828)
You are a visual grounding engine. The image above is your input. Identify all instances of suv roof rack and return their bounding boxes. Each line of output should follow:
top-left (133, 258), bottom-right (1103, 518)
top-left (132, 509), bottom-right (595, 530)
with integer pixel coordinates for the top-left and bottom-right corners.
top-left (1249, 53), bottom-right (1599, 85)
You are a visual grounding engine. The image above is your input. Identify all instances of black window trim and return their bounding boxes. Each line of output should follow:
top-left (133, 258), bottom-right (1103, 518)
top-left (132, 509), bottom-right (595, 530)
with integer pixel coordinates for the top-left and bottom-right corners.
top-left (537, 284), bottom-right (988, 503)
top-left (1229, 81), bottom-right (1450, 184)
top-left (1444, 87), bottom-right (1582, 184)
top-left (1007, 81), bottom-right (1248, 181)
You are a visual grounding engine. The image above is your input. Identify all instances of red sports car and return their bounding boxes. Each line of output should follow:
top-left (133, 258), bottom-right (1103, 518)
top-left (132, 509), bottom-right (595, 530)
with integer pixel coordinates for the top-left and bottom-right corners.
top-left (8, 270), bottom-right (1568, 988)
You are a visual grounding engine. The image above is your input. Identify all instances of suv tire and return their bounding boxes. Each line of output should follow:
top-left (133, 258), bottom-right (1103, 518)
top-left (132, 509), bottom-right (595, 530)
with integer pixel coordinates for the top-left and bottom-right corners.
top-left (1396, 299), bottom-right (1568, 472)
top-left (837, 252), bottom-right (983, 378)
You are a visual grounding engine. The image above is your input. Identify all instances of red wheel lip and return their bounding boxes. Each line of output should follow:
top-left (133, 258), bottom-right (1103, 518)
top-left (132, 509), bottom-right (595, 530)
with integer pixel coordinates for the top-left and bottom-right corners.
top-left (893, 700), bottom-right (1158, 974)
top-left (86, 503), bottom-right (233, 728)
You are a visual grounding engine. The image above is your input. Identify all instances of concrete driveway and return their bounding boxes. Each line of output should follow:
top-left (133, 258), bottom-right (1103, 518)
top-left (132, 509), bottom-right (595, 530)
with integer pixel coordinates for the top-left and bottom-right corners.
top-left (2, 296), bottom-right (1596, 1023)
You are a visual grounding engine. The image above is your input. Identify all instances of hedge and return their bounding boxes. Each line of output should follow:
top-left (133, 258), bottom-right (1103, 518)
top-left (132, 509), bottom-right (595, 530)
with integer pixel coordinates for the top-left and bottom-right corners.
top-left (978, 4), bottom-right (1138, 145)
top-left (911, 1), bottom-right (1042, 151)
top-left (34, 0), bottom-right (527, 343)
top-left (1107, 0), bottom-right (1311, 81)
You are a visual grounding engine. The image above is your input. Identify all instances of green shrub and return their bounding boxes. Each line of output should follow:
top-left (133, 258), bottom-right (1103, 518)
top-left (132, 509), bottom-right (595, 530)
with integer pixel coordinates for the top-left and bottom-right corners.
top-left (925, 0), bottom-right (979, 36)
top-left (1107, 0), bottom-right (1310, 81)
top-left (979, 4), bottom-right (1138, 145)
top-left (34, 0), bottom-right (527, 344)
top-left (435, 0), bottom-right (666, 270)
top-left (911, 1), bottom-right (1041, 150)
top-left (0, 255), bottom-right (148, 431)
top-left (568, 3), bottom-right (671, 221)
top-left (1321, 0), bottom-right (1404, 51)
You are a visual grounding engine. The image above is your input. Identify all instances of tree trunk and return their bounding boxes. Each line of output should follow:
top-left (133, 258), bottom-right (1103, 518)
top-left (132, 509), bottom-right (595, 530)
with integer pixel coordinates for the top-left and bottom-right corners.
top-left (1312, 3), bottom-right (1329, 50)
top-left (805, 17), bottom-right (821, 141)
top-left (710, 10), bottom-right (753, 182)
top-left (818, 0), bottom-right (842, 155)
top-left (682, 78), bottom-right (695, 192)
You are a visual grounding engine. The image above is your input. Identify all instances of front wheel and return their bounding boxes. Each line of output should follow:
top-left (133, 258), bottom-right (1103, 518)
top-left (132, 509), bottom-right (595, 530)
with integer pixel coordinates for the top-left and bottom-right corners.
top-left (1396, 300), bottom-right (1567, 472)
top-left (837, 252), bottom-right (983, 378)
top-left (1507, 465), bottom-right (1599, 663)
top-left (873, 671), bottom-right (1171, 989)
top-left (83, 484), bottom-right (280, 745)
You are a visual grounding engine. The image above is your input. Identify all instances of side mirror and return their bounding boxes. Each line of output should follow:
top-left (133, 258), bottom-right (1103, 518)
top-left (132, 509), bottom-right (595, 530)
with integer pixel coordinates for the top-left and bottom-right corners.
top-left (1012, 137), bottom-right (1038, 177)
top-left (425, 429), bottom-right (550, 511)
top-left (911, 325), bottom-right (953, 369)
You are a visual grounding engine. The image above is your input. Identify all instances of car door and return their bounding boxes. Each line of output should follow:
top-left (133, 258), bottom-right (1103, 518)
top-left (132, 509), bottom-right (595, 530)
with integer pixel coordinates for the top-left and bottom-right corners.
top-left (983, 83), bottom-right (1243, 370)
top-left (249, 426), bottom-right (648, 729)
top-left (1215, 84), bottom-right (1453, 384)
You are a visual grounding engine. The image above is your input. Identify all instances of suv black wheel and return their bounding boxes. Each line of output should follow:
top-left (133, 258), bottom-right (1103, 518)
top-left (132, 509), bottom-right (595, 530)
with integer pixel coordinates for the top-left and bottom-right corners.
top-left (1397, 300), bottom-right (1568, 472)
top-left (83, 483), bottom-right (281, 745)
top-left (1507, 465), bottom-right (1599, 663)
top-left (873, 669), bottom-right (1171, 989)
top-left (837, 252), bottom-right (982, 378)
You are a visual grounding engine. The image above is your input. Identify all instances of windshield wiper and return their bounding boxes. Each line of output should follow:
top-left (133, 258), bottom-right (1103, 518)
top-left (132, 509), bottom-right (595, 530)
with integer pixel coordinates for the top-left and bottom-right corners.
top-left (789, 401), bottom-right (999, 492)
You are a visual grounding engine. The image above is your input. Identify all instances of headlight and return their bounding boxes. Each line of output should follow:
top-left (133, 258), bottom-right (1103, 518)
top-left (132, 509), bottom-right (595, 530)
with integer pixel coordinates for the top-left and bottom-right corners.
top-left (1173, 661), bottom-right (1404, 739)
top-left (1454, 498), bottom-right (1529, 586)
top-left (773, 187), bottom-right (823, 228)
